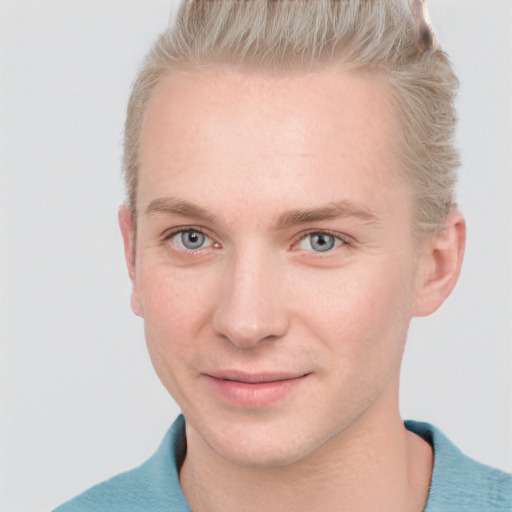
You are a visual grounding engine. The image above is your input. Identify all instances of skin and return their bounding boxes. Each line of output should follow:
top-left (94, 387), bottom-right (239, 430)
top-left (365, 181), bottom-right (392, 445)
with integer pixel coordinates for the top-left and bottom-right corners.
top-left (119, 68), bottom-right (465, 512)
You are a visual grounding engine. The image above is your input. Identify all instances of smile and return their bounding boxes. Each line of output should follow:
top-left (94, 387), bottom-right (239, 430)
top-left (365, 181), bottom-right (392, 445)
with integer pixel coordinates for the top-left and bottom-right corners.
top-left (202, 372), bottom-right (309, 408)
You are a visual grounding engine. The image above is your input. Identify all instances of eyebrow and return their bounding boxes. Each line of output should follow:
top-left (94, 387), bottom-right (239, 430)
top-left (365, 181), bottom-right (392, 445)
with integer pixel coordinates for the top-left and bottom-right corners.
top-left (275, 201), bottom-right (379, 229)
top-left (144, 196), bottom-right (379, 228)
top-left (145, 197), bottom-right (217, 223)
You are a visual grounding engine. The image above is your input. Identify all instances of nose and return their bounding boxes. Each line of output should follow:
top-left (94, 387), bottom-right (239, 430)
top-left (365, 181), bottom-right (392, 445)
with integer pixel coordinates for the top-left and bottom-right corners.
top-left (212, 248), bottom-right (289, 349)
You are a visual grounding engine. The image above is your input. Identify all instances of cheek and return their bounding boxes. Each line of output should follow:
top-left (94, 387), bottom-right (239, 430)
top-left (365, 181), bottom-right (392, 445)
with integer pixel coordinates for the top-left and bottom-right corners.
top-left (135, 262), bottom-right (216, 357)
top-left (135, 262), bottom-right (219, 404)
top-left (293, 259), bottom-right (414, 356)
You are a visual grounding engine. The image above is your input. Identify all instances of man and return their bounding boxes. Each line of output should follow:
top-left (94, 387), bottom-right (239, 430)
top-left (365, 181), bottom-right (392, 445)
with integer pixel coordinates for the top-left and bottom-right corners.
top-left (54, 0), bottom-right (511, 510)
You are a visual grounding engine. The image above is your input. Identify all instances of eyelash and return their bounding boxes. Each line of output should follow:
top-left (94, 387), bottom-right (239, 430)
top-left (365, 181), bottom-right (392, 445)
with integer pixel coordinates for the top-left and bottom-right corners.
top-left (294, 229), bottom-right (352, 253)
top-left (162, 227), bottom-right (218, 252)
top-left (161, 227), bottom-right (352, 254)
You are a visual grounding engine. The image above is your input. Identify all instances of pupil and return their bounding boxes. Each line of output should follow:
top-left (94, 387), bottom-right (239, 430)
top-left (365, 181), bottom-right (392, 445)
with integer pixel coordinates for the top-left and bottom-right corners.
top-left (312, 234), bottom-right (334, 252)
top-left (182, 231), bottom-right (204, 249)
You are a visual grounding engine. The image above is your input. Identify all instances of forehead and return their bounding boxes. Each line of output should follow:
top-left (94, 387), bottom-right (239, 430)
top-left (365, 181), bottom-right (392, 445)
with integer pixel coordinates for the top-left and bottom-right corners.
top-left (137, 68), bottom-right (409, 223)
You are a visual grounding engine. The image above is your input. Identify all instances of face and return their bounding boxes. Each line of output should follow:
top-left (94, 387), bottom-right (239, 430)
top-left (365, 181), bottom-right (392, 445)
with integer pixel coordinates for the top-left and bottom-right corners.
top-left (125, 68), bottom-right (423, 467)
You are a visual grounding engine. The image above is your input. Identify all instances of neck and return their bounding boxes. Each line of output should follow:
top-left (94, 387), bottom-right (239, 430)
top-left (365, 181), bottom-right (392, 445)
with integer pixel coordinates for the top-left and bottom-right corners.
top-left (180, 385), bottom-right (432, 512)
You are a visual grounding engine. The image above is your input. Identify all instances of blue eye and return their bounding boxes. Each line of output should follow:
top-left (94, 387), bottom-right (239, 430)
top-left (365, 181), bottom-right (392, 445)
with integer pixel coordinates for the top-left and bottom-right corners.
top-left (172, 230), bottom-right (211, 250)
top-left (298, 232), bottom-right (345, 253)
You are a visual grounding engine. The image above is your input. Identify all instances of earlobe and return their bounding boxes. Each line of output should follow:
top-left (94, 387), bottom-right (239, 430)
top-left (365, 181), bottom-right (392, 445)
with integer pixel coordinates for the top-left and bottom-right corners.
top-left (413, 211), bottom-right (466, 317)
top-left (118, 204), bottom-right (144, 317)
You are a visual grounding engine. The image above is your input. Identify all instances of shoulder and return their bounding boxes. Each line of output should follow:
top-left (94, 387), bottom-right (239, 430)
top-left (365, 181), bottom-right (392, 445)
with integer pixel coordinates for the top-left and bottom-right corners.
top-left (406, 420), bottom-right (512, 512)
top-left (53, 415), bottom-right (191, 512)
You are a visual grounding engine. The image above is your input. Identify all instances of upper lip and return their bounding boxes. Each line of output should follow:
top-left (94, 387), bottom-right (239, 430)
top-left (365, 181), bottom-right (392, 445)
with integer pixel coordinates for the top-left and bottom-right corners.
top-left (205, 371), bottom-right (309, 383)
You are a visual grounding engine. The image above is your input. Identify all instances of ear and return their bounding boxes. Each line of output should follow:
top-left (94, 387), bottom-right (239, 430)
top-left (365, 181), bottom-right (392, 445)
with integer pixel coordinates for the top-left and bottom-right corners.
top-left (413, 210), bottom-right (466, 317)
top-left (118, 204), bottom-right (143, 317)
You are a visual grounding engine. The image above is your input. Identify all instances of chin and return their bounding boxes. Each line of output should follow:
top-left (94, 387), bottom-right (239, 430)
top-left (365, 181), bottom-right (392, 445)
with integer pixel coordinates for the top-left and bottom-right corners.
top-left (214, 436), bottom-right (311, 469)
top-left (189, 412), bottom-right (329, 469)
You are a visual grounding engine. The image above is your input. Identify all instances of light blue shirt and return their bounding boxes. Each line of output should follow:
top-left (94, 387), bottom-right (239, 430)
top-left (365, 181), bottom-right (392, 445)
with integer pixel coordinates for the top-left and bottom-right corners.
top-left (54, 415), bottom-right (512, 512)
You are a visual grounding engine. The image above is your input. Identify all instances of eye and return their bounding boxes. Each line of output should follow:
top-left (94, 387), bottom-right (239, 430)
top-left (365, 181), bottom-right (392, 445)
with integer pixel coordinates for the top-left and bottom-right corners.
top-left (297, 232), bottom-right (347, 253)
top-left (170, 229), bottom-right (213, 251)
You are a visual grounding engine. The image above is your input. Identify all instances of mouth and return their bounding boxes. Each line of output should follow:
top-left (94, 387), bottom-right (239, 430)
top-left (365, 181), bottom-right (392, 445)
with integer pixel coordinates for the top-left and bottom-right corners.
top-left (206, 370), bottom-right (309, 383)
top-left (202, 371), bottom-right (310, 408)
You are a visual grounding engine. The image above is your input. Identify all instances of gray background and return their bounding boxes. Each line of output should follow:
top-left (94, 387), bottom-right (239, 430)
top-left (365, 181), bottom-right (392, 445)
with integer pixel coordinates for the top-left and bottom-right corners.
top-left (1, 1), bottom-right (510, 510)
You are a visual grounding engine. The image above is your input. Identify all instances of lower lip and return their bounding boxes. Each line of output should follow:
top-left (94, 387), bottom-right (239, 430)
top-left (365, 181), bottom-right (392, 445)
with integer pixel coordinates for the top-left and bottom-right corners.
top-left (203, 375), bottom-right (307, 408)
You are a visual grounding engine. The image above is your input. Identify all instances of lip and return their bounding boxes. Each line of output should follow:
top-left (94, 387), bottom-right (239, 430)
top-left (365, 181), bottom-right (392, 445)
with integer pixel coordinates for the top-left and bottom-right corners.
top-left (202, 371), bottom-right (309, 408)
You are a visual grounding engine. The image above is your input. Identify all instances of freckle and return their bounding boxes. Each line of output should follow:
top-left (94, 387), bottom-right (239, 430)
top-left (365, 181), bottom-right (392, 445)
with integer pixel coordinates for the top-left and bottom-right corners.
top-left (408, 0), bottom-right (436, 52)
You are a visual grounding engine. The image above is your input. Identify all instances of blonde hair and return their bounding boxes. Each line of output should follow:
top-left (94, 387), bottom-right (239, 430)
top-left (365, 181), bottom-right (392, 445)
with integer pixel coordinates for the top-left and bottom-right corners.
top-left (124, 0), bottom-right (459, 234)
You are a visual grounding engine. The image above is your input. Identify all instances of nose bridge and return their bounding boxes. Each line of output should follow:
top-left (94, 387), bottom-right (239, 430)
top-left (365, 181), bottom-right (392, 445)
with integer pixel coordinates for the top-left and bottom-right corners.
top-left (212, 241), bottom-right (288, 348)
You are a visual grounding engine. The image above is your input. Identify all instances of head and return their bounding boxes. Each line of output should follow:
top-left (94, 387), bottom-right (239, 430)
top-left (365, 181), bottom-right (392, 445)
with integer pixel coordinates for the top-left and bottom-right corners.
top-left (119, 0), bottom-right (465, 467)
top-left (124, 0), bottom-right (460, 237)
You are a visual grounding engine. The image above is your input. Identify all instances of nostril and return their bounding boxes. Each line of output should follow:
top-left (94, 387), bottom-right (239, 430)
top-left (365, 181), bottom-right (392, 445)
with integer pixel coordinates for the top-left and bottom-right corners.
top-left (217, 321), bottom-right (278, 349)
top-left (212, 304), bottom-right (289, 349)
